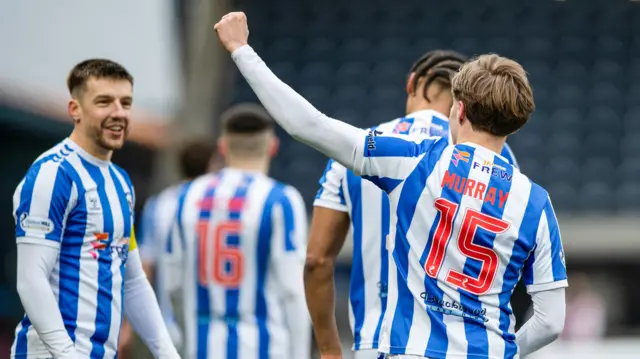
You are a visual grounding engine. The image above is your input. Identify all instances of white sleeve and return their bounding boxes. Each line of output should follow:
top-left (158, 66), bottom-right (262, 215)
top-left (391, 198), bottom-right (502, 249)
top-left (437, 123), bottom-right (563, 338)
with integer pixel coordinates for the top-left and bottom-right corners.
top-left (271, 187), bottom-right (311, 359)
top-left (16, 243), bottom-right (76, 358)
top-left (124, 249), bottom-right (180, 359)
top-left (313, 159), bottom-right (348, 212)
top-left (523, 197), bottom-right (569, 293)
top-left (516, 287), bottom-right (566, 357)
top-left (231, 45), bottom-right (438, 191)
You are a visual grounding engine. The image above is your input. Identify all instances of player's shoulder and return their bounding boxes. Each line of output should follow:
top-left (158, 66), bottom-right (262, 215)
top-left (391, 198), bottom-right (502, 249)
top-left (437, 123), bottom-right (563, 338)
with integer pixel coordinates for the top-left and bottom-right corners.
top-left (511, 169), bottom-right (550, 211)
top-left (270, 178), bottom-right (304, 203)
top-left (22, 141), bottom-right (78, 185)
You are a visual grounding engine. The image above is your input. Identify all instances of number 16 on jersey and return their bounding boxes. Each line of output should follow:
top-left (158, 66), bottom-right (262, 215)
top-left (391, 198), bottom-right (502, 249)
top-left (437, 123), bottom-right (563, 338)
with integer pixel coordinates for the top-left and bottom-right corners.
top-left (198, 220), bottom-right (245, 287)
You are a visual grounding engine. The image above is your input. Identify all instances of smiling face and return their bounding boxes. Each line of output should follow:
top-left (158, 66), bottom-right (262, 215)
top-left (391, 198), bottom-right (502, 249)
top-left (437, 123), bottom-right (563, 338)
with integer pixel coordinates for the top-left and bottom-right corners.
top-left (69, 77), bottom-right (133, 152)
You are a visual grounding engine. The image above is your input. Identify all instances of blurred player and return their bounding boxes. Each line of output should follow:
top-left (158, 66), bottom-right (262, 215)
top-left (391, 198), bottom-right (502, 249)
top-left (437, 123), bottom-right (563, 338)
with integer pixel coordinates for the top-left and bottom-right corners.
top-left (167, 104), bottom-right (311, 358)
top-left (306, 50), bottom-right (464, 359)
top-left (307, 51), bottom-right (520, 359)
top-left (11, 59), bottom-right (179, 358)
top-left (215, 12), bottom-right (567, 359)
top-left (117, 138), bottom-right (219, 357)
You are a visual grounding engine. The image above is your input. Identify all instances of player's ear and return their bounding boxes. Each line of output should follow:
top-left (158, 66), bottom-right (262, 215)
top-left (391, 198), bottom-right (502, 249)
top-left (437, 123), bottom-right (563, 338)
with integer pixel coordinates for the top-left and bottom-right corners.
top-left (68, 99), bottom-right (81, 123)
top-left (406, 72), bottom-right (417, 96)
top-left (457, 101), bottom-right (466, 124)
top-left (217, 136), bottom-right (228, 157)
top-left (268, 134), bottom-right (279, 157)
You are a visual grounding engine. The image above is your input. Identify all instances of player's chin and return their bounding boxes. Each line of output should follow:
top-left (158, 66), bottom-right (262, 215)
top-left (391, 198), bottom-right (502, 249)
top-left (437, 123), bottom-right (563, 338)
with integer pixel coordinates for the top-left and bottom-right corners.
top-left (100, 136), bottom-right (126, 150)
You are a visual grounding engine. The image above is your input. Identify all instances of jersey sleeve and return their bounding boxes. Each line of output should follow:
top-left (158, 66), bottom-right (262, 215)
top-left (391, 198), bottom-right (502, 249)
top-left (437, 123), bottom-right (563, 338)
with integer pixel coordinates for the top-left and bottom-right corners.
top-left (313, 159), bottom-right (348, 212)
top-left (352, 129), bottom-right (442, 193)
top-left (523, 197), bottom-right (568, 293)
top-left (501, 142), bottom-right (519, 169)
top-left (14, 161), bottom-right (76, 248)
top-left (271, 186), bottom-right (308, 295)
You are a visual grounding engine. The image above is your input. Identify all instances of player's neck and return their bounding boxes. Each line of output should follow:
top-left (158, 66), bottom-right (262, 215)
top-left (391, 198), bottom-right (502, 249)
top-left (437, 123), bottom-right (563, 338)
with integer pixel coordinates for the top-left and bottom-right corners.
top-left (407, 100), bottom-right (449, 119)
top-left (456, 131), bottom-right (506, 156)
top-left (224, 156), bottom-right (269, 175)
top-left (69, 130), bottom-right (113, 161)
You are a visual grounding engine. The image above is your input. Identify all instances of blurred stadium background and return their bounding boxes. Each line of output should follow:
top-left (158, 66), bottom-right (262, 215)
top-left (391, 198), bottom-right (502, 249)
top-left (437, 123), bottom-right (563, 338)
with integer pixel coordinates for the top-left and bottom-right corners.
top-left (1, 0), bottom-right (639, 358)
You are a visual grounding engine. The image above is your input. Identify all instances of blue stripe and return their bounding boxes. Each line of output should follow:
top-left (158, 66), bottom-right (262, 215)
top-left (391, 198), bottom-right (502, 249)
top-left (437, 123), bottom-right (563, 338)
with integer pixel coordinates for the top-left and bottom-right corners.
top-left (15, 154), bottom-right (60, 238)
top-left (15, 316), bottom-right (31, 355)
top-left (498, 183), bottom-right (545, 359)
top-left (545, 201), bottom-right (567, 281)
top-left (256, 184), bottom-right (283, 359)
top-left (371, 192), bottom-right (390, 348)
top-left (176, 181), bottom-right (194, 252)
top-left (501, 143), bottom-right (519, 169)
top-left (363, 134), bottom-right (438, 158)
top-left (280, 191), bottom-right (296, 251)
top-left (361, 175), bottom-right (403, 194)
top-left (82, 160), bottom-right (114, 359)
top-left (419, 141), bottom-right (462, 357)
top-left (389, 139), bottom-right (449, 354)
top-left (346, 171), bottom-right (365, 349)
top-left (194, 175), bottom-right (221, 359)
top-left (58, 161), bottom-right (86, 343)
top-left (225, 175), bottom-right (254, 359)
top-left (522, 184), bottom-right (550, 287)
top-left (45, 168), bottom-right (73, 241)
top-left (315, 159), bottom-right (333, 200)
top-left (461, 154), bottom-right (514, 358)
top-left (430, 115), bottom-right (450, 138)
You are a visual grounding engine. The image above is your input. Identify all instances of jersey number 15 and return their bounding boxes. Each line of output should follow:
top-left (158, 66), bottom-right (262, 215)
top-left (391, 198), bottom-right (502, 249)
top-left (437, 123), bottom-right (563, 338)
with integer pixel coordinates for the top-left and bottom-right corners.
top-left (425, 198), bottom-right (510, 295)
top-left (198, 220), bottom-right (244, 287)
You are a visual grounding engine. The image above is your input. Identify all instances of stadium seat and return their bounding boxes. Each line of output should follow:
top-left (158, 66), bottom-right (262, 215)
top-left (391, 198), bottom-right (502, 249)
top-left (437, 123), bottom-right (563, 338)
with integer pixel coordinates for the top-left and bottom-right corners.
top-left (582, 158), bottom-right (617, 186)
top-left (580, 182), bottom-right (615, 212)
top-left (616, 182), bottom-right (640, 212)
top-left (545, 157), bottom-right (581, 184)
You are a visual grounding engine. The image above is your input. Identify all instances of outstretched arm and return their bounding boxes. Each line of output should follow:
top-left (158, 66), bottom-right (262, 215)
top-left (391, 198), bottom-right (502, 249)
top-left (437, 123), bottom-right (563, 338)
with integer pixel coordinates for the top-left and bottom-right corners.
top-left (231, 44), bottom-right (363, 169)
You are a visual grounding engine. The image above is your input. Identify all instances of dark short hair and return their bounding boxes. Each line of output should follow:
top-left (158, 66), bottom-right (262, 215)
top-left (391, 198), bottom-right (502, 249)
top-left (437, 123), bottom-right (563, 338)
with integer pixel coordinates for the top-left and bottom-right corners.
top-left (178, 138), bottom-right (216, 179)
top-left (409, 50), bottom-right (467, 102)
top-left (67, 59), bottom-right (134, 95)
top-left (221, 103), bottom-right (274, 134)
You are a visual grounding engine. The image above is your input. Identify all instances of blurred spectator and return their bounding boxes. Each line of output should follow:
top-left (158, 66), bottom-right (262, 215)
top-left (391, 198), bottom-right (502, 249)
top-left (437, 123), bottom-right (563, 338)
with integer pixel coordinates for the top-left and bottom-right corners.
top-left (561, 273), bottom-right (607, 341)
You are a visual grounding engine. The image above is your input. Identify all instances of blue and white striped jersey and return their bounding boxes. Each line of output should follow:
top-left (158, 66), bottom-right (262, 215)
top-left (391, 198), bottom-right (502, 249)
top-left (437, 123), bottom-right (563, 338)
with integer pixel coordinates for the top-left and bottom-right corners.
top-left (11, 138), bottom-right (136, 359)
top-left (314, 110), bottom-right (520, 352)
top-left (347, 132), bottom-right (567, 359)
top-left (169, 168), bottom-right (310, 359)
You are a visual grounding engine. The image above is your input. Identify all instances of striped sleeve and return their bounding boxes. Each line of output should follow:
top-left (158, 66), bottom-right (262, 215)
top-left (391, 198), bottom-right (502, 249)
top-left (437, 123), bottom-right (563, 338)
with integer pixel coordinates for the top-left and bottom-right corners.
top-left (353, 129), bottom-right (441, 193)
top-left (313, 159), bottom-right (348, 212)
top-left (14, 161), bottom-right (76, 247)
top-left (501, 142), bottom-right (519, 169)
top-left (523, 197), bottom-right (568, 293)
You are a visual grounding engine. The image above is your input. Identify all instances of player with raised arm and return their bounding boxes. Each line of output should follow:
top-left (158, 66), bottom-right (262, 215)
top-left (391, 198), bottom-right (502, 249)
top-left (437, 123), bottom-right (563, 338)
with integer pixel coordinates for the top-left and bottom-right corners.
top-left (306, 50), bottom-right (522, 359)
top-left (11, 59), bottom-right (179, 358)
top-left (215, 12), bottom-right (567, 359)
top-left (167, 104), bottom-right (311, 359)
top-left (117, 139), bottom-right (219, 357)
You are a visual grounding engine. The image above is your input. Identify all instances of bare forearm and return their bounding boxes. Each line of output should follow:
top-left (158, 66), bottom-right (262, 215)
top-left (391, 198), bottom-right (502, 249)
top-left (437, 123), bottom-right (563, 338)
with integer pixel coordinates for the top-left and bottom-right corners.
top-left (304, 259), bottom-right (342, 354)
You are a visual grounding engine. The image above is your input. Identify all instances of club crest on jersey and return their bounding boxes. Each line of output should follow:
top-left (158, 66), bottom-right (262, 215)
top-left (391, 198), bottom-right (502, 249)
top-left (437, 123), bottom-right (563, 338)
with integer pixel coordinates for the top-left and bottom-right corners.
top-left (392, 121), bottom-right (412, 134)
top-left (451, 148), bottom-right (470, 167)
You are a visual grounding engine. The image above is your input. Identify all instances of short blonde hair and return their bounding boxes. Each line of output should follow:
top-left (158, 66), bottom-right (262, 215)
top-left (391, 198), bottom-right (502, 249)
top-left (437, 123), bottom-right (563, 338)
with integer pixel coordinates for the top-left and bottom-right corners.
top-left (451, 54), bottom-right (535, 136)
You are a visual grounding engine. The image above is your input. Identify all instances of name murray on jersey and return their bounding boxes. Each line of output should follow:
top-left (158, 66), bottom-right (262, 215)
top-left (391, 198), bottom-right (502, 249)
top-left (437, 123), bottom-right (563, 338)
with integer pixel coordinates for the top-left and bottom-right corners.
top-left (441, 170), bottom-right (511, 209)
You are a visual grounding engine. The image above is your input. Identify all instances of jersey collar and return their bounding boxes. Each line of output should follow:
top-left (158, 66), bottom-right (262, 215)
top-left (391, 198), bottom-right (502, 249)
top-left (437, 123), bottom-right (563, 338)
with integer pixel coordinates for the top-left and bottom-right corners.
top-left (64, 138), bottom-right (111, 167)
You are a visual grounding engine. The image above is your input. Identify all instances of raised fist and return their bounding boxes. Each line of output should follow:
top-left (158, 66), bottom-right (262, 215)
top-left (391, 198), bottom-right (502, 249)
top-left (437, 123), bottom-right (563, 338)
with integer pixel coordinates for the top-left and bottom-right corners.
top-left (214, 11), bottom-right (249, 53)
